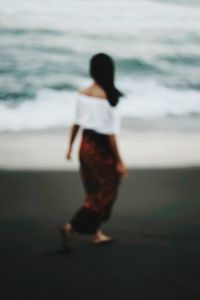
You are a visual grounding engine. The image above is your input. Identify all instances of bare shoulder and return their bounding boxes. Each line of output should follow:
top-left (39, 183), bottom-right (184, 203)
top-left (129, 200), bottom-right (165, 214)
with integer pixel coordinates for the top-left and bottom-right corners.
top-left (78, 87), bottom-right (91, 96)
top-left (78, 84), bottom-right (107, 100)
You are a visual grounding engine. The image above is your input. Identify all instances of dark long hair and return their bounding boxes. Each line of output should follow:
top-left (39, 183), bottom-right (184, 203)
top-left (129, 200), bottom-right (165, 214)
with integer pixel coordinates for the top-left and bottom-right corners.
top-left (89, 53), bottom-right (124, 107)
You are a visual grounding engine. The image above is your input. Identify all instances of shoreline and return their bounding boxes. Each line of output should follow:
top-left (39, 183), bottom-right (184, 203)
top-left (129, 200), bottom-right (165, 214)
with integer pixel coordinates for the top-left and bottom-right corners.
top-left (0, 129), bottom-right (200, 170)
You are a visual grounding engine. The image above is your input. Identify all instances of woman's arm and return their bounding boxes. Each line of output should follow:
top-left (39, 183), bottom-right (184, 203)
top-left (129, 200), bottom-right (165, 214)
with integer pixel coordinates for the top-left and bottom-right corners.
top-left (108, 134), bottom-right (128, 177)
top-left (66, 124), bottom-right (80, 160)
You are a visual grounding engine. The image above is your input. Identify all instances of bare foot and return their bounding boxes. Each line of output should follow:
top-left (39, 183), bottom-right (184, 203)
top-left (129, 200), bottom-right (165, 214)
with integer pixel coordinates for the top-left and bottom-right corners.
top-left (59, 223), bottom-right (73, 251)
top-left (63, 223), bottom-right (73, 240)
top-left (91, 230), bottom-right (114, 244)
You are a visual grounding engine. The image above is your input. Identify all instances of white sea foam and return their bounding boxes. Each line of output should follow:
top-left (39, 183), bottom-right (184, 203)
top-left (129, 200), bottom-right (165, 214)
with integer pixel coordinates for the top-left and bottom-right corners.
top-left (119, 79), bottom-right (200, 118)
top-left (0, 0), bottom-right (200, 132)
top-left (1, 81), bottom-right (200, 132)
top-left (0, 89), bottom-right (76, 131)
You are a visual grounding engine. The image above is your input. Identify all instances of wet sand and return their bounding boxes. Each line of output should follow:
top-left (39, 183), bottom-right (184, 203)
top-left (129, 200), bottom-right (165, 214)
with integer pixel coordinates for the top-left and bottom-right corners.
top-left (1, 129), bottom-right (200, 169)
top-left (0, 168), bottom-right (200, 299)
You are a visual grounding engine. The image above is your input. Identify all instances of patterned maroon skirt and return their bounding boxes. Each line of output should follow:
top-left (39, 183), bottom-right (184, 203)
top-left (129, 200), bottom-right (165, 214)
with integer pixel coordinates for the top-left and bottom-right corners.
top-left (69, 129), bottom-right (122, 234)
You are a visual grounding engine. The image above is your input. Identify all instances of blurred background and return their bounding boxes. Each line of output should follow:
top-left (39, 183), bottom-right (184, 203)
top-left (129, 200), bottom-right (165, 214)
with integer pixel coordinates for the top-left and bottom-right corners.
top-left (0, 0), bottom-right (200, 168)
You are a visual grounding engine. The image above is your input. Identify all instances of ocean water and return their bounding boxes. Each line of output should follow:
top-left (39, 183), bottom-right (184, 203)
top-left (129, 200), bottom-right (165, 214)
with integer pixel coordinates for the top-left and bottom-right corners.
top-left (0, 0), bottom-right (200, 131)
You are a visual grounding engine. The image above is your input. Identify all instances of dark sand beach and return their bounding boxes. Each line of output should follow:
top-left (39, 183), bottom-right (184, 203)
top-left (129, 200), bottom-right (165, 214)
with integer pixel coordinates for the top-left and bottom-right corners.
top-left (1, 168), bottom-right (200, 299)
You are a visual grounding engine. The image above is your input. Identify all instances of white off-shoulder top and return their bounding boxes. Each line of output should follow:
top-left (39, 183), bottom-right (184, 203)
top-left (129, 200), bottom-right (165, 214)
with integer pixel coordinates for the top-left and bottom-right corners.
top-left (73, 92), bottom-right (121, 134)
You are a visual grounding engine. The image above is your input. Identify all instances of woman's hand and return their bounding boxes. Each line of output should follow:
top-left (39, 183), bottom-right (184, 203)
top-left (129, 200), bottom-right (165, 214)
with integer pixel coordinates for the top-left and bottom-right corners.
top-left (116, 161), bottom-right (128, 178)
top-left (107, 134), bottom-right (128, 178)
top-left (65, 124), bottom-right (80, 161)
top-left (66, 146), bottom-right (72, 160)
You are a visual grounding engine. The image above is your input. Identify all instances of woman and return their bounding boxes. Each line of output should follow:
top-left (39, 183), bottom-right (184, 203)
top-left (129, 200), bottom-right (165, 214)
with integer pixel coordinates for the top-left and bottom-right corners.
top-left (59, 53), bottom-right (128, 250)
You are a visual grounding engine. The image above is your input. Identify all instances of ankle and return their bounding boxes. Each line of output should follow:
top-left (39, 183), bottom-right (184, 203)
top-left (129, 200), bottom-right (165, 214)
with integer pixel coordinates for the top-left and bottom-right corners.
top-left (64, 222), bottom-right (73, 232)
top-left (94, 229), bottom-right (103, 238)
